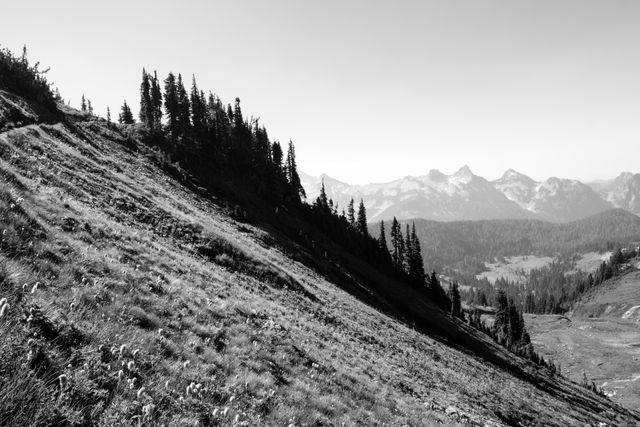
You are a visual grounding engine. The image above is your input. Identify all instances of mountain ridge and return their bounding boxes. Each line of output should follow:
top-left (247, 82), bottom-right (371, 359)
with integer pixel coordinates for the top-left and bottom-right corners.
top-left (302, 167), bottom-right (640, 223)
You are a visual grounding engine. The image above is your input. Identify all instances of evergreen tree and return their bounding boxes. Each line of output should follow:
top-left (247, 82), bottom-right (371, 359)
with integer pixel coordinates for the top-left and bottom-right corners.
top-left (233, 97), bottom-right (243, 128)
top-left (430, 270), bottom-right (440, 291)
top-left (478, 291), bottom-right (488, 307)
top-left (347, 198), bottom-right (355, 227)
top-left (356, 199), bottom-right (368, 235)
top-left (285, 141), bottom-right (305, 200)
top-left (390, 217), bottom-right (401, 269)
top-left (164, 72), bottom-right (179, 136)
top-left (106, 106), bottom-right (111, 123)
top-left (190, 75), bottom-right (206, 137)
top-left (315, 178), bottom-right (330, 212)
top-left (176, 73), bottom-right (191, 136)
top-left (271, 141), bottom-right (283, 170)
top-left (404, 224), bottom-right (412, 273)
top-left (397, 225), bottom-right (405, 272)
top-left (450, 281), bottom-right (461, 318)
top-left (408, 223), bottom-right (426, 284)
top-left (507, 299), bottom-right (523, 344)
top-left (150, 71), bottom-right (163, 130)
top-left (81, 94), bottom-right (87, 112)
top-left (378, 220), bottom-right (389, 253)
top-left (139, 69), bottom-right (152, 125)
top-left (118, 100), bottom-right (134, 124)
top-left (493, 290), bottom-right (509, 342)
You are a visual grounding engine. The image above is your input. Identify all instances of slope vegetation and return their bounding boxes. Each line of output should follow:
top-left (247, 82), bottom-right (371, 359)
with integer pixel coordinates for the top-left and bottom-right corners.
top-left (1, 90), bottom-right (639, 426)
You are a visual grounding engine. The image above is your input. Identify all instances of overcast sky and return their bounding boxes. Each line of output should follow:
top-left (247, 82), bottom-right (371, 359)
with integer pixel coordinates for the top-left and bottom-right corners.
top-left (3, 0), bottom-right (639, 184)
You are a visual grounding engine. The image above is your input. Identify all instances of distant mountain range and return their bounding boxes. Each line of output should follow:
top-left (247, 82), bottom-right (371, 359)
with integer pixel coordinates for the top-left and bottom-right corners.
top-left (301, 167), bottom-right (640, 223)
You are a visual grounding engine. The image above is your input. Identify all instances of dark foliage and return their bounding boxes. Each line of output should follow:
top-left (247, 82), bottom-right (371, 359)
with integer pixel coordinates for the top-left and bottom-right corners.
top-left (0, 45), bottom-right (58, 114)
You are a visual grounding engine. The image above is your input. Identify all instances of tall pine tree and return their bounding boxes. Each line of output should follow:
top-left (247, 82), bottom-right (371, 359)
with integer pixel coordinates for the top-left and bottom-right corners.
top-left (190, 75), bottom-right (206, 137)
top-left (285, 140), bottom-right (305, 200)
top-left (347, 198), bottom-right (355, 227)
top-left (176, 73), bottom-right (191, 137)
top-left (150, 71), bottom-right (163, 130)
top-left (139, 69), bottom-right (152, 126)
top-left (378, 220), bottom-right (389, 253)
top-left (356, 199), bottom-right (367, 235)
top-left (164, 72), bottom-right (179, 136)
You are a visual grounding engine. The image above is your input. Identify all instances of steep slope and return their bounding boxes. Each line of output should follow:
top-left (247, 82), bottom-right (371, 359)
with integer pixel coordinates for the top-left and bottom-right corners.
top-left (303, 166), bottom-right (529, 222)
top-left (590, 172), bottom-right (640, 215)
top-left (1, 91), bottom-right (639, 425)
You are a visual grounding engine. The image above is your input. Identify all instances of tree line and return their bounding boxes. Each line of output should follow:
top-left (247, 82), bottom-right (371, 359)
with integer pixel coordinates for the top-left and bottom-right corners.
top-left (105, 68), bottom-right (458, 312)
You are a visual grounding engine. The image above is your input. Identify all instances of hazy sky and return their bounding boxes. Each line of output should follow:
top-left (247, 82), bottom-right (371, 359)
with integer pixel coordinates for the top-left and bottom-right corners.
top-left (2, 1), bottom-right (639, 184)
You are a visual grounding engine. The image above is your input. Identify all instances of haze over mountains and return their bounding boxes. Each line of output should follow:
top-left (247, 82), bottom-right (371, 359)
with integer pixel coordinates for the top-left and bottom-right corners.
top-left (301, 167), bottom-right (640, 223)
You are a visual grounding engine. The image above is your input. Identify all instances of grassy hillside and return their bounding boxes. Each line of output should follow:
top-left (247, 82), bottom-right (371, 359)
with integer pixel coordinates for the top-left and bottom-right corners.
top-left (1, 90), bottom-right (639, 425)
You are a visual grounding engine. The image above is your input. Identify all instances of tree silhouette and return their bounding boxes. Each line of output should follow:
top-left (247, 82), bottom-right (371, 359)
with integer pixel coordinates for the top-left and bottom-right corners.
top-left (356, 199), bottom-right (368, 235)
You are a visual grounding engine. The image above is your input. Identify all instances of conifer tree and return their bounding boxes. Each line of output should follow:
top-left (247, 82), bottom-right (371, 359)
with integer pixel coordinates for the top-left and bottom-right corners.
top-left (378, 220), bottom-right (389, 253)
top-left (494, 290), bottom-right (509, 342)
top-left (176, 73), bottom-right (191, 136)
top-left (450, 281), bottom-right (461, 318)
top-left (118, 100), bottom-right (134, 124)
top-left (227, 104), bottom-right (234, 123)
top-left (407, 223), bottom-right (425, 284)
top-left (81, 94), bottom-right (87, 112)
top-left (507, 299), bottom-right (523, 344)
top-left (87, 99), bottom-right (93, 115)
top-left (271, 141), bottom-right (283, 171)
top-left (285, 141), bottom-right (305, 199)
top-left (190, 75), bottom-right (206, 137)
top-left (164, 72), bottom-right (179, 136)
top-left (233, 97), bottom-right (243, 128)
top-left (397, 226), bottom-right (405, 271)
top-left (390, 217), bottom-right (400, 268)
top-left (315, 178), bottom-right (330, 211)
top-left (404, 224), bottom-right (412, 273)
top-left (356, 199), bottom-right (368, 235)
top-left (139, 69), bottom-right (152, 125)
top-left (150, 71), bottom-right (163, 130)
top-left (347, 198), bottom-right (355, 227)
top-left (106, 106), bottom-right (111, 123)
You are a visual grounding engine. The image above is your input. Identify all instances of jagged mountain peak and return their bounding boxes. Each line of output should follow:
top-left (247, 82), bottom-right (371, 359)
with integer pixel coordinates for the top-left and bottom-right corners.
top-left (498, 168), bottom-right (536, 184)
top-left (453, 165), bottom-right (473, 179)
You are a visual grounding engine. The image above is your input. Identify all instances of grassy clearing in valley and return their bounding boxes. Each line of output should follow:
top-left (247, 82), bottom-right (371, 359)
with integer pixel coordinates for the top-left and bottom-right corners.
top-left (476, 255), bottom-right (555, 284)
